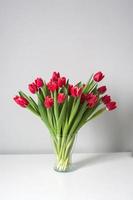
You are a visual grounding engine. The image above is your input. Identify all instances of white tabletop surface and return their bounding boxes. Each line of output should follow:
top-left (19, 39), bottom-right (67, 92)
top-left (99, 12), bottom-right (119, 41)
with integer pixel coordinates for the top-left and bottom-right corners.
top-left (0, 153), bottom-right (133, 200)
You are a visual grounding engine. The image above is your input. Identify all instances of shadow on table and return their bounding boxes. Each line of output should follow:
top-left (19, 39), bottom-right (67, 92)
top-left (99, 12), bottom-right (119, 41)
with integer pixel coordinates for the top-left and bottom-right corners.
top-left (72, 153), bottom-right (131, 171)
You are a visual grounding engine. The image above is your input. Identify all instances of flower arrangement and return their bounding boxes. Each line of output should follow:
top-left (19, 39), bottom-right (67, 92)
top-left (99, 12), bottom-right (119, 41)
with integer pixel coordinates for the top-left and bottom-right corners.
top-left (14, 71), bottom-right (117, 172)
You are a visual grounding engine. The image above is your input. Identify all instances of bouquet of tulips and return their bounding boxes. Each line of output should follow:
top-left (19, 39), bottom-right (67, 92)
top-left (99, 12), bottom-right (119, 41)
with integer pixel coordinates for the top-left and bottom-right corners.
top-left (14, 71), bottom-right (117, 172)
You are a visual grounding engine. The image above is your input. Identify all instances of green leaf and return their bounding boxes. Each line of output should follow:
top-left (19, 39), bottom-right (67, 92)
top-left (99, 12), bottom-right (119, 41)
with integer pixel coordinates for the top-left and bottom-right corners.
top-left (62, 86), bottom-right (68, 95)
top-left (71, 104), bottom-right (97, 134)
top-left (19, 91), bottom-right (29, 100)
top-left (53, 91), bottom-right (59, 130)
top-left (75, 105), bottom-right (105, 133)
top-left (41, 82), bottom-right (47, 97)
top-left (83, 74), bottom-right (94, 93)
top-left (58, 100), bottom-right (67, 133)
top-left (92, 85), bottom-right (98, 94)
top-left (37, 90), bottom-right (44, 103)
top-left (67, 102), bottom-right (87, 141)
top-left (37, 98), bottom-right (57, 142)
top-left (66, 79), bottom-right (69, 85)
top-left (66, 96), bottom-right (74, 121)
top-left (87, 107), bottom-right (106, 122)
top-left (75, 81), bottom-right (82, 87)
top-left (38, 89), bottom-right (44, 101)
top-left (65, 79), bottom-right (69, 94)
top-left (47, 108), bottom-right (55, 133)
top-left (68, 97), bottom-right (81, 125)
top-left (38, 98), bottom-right (48, 125)
top-left (88, 83), bottom-right (98, 93)
top-left (29, 97), bottom-right (39, 112)
top-left (27, 105), bottom-right (40, 117)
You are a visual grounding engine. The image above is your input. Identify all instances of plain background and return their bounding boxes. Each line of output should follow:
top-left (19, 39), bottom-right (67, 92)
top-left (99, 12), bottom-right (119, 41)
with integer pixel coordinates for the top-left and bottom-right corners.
top-left (0, 0), bottom-right (133, 154)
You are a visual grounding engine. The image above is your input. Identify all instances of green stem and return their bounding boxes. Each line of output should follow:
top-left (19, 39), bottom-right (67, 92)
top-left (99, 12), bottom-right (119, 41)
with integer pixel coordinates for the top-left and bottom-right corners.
top-left (54, 134), bottom-right (75, 172)
top-left (63, 135), bottom-right (75, 161)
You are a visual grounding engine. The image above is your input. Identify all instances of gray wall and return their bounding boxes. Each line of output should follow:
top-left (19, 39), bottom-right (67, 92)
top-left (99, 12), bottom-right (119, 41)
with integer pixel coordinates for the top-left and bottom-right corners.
top-left (0, 0), bottom-right (133, 153)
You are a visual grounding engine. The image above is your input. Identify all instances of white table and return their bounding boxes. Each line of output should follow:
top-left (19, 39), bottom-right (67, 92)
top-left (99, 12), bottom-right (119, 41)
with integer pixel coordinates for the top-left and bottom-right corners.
top-left (0, 153), bottom-right (133, 200)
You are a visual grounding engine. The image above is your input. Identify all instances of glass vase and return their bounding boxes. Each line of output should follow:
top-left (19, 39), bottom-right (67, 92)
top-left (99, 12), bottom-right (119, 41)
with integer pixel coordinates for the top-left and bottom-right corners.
top-left (53, 135), bottom-right (76, 172)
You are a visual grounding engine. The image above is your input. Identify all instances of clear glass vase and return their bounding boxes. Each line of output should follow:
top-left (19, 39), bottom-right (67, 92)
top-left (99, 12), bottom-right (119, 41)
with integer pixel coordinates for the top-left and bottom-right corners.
top-left (53, 135), bottom-right (76, 172)
top-left (54, 154), bottom-right (71, 172)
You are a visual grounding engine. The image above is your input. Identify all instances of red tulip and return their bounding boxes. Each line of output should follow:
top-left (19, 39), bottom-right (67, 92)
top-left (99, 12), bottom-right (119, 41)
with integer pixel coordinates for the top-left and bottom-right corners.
top-left (93, 71), bottom-right (104, 82)
top-left (13, 96), bottom-right (29, 108)
top-left (47, 81), bottom-right (58, 92)
top-left (98, 86), bottom-right (107, 94)
top-left (57, 93), bottom-right (66, 104)
top-left (102, 95), bottom-right (111, 104)
top-left (28, 83), bottom-right (38, 94)
top-left (86, 93), bottom-right (98, 108)
top-left (44, 96), bottom-right (54, 108)
top-left (58, 77), bottom-right (66, 87)
top-left (35, 78), bottom-right (44, 88)
top-left (70, 86), bottom-right (82, 97)
top-left (51, 72), bottom-right (60, 81)
top-left (106, 101), bottom-right (117, 111)
top-left (80, 93), bottom-right (90, 103)
top-left (68, 84), bottom-right (73, 95)
top-left (81, 93), bottom-right (87, 103)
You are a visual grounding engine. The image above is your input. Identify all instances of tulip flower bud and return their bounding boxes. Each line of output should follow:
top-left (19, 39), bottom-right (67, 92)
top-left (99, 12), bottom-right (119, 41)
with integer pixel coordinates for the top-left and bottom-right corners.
top-left (35, 78), bottom-right (44, 88)
top-left (47, 81), bottom-right (58, 92)
top-left (102, 95), bottom-right (111, 104)
top-left (70, 86), bottom-right (82, 97)
top-left (13, 96), bottom-right (29, 108)
top-left (98, 86), bottom-right (107, 94)
top-left (93, 71), bottom-right (104, 82)
top-left (106, 101), bottom-right (117, 111)
top-left (57, 93), bottom-right (66, 104)
top-left (58, 77), bottom-right (66, 87)
top-left (51, 72), bottom-right (60, 82)
top-left (44, 96), bottom-right (54, 108)
top-left (28, 83), bottom-right (38, 94)
top-left (86, 93), bottom-right (98, 108)
top-left (68, 84), bottom-right (73, 95)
